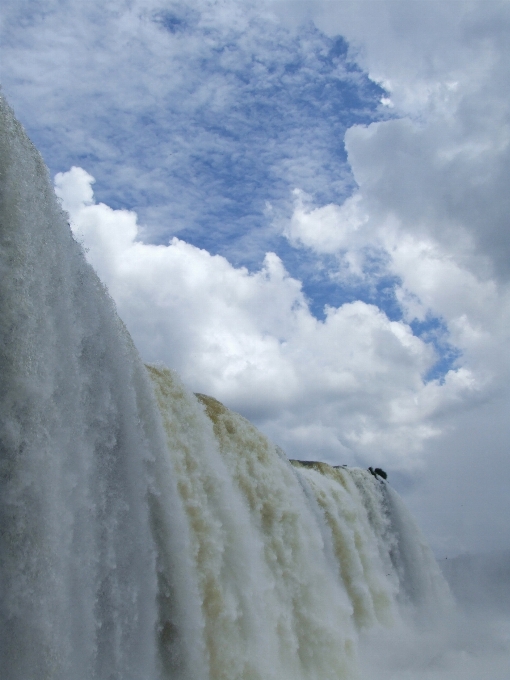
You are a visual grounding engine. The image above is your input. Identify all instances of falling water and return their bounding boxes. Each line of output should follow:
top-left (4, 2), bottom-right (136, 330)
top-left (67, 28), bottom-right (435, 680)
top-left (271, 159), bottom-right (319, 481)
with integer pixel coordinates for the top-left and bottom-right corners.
top-left (0, 95), bottom-right (453, 680)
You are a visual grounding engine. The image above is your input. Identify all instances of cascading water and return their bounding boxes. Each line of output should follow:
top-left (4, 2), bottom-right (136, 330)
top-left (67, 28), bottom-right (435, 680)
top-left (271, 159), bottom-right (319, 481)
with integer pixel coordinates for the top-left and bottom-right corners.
top-left (0, 95), bottom-right (202, 680)
top-left (0, 95), bottom-right (453, 680)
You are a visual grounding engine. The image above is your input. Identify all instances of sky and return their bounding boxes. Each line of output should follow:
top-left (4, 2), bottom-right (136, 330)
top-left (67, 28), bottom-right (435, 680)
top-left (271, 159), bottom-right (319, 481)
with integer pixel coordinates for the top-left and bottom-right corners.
top-left (1, 0), bottom-right (510, 559)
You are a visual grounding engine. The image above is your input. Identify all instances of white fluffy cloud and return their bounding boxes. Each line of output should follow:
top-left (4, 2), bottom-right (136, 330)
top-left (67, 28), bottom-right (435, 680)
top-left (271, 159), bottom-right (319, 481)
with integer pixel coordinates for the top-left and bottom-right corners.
top-left (285, 189), bottom-right (368, 265)
top-left (55, 166), bottom-right (480, 480)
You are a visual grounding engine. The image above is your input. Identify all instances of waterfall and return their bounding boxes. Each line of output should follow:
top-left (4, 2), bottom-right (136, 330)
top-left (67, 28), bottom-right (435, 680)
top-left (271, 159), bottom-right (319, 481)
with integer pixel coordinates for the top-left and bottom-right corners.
top-left (0, 95), bottom-right (202, 680)
top-left (0, 95), bottom-right (452, 680)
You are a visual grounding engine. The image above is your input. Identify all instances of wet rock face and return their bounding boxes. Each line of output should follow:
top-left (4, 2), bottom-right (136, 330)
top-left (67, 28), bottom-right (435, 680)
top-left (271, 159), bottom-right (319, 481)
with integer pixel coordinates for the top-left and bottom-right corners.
top-left (368, 467), bottom-right (388, 480)
top-left (291, 461), bottom-right (388, 481)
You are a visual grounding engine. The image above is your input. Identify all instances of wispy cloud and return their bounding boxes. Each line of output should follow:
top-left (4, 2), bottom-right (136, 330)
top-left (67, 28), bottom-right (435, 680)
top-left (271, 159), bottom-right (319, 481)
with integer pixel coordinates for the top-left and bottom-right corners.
top-left (1, 0), bottom-right (385, 268)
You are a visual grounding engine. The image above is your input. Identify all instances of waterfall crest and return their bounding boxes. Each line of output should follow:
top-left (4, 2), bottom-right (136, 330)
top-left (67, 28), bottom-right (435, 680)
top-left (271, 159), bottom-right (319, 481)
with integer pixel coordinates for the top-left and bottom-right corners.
top-left (0, 96), bottom-right (451, 680)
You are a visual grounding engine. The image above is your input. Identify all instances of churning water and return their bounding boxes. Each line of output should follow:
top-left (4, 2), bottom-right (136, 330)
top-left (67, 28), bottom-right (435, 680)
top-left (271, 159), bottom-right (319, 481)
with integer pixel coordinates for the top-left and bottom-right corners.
top-left (1, 95), bottom-right (507, 680)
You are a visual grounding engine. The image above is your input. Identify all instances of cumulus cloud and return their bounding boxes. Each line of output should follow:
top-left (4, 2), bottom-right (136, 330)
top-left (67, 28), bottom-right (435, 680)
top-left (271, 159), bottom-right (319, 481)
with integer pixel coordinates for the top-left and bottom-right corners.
top-left (55, 167), bottom-right (480, 478)
top-left (285, 189), bottom-right (368, 259)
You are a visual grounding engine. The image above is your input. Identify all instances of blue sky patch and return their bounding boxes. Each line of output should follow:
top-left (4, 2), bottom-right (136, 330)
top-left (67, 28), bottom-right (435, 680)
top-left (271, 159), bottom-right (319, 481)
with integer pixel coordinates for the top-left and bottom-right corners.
top-left (410, 316), bottom-right (462, 383)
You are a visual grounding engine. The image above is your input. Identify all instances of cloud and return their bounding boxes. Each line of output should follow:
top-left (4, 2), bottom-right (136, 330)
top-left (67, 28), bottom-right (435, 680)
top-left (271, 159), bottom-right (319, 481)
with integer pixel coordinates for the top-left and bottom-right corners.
top-left (55, 166), bottom-right (481, 477)
top-left (285, 189), bottom-right (368, 259)
top-left (1, 0), bottom-right (384, 268)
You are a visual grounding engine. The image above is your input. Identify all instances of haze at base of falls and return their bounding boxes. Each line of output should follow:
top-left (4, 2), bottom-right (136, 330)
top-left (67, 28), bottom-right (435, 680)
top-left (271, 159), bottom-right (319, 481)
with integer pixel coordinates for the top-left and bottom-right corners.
top-left (3, 93), bottom-right (499, 680)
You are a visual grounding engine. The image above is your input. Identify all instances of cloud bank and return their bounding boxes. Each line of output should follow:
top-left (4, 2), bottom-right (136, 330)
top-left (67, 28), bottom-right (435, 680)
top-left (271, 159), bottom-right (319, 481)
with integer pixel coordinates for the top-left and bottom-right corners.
top-left (57, 168), bottom-right (476, 473)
